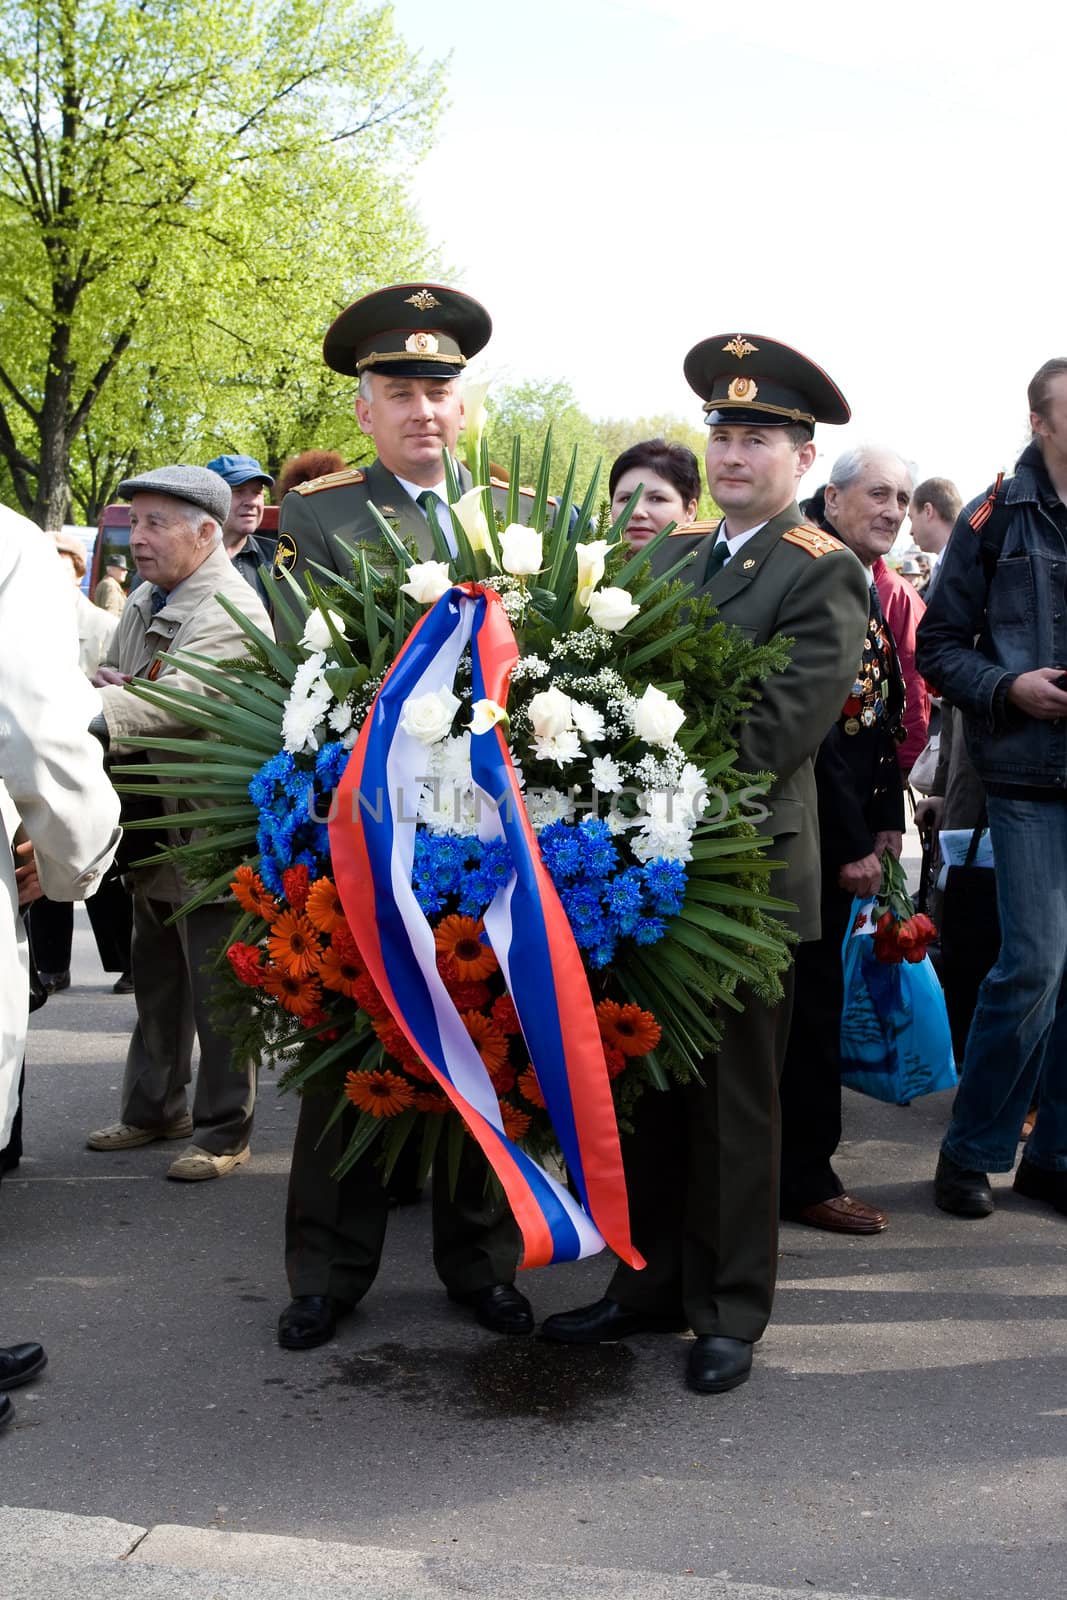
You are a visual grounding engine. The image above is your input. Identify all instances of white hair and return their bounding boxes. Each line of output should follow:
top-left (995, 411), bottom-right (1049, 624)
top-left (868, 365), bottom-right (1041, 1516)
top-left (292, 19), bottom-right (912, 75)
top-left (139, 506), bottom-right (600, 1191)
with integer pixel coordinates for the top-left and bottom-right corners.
top-left (358, 371), bottom-right (374, 402)
top-left (171, 496), bottom-right (223, 545)
top-left (829, 446), bottom-right (916, 490)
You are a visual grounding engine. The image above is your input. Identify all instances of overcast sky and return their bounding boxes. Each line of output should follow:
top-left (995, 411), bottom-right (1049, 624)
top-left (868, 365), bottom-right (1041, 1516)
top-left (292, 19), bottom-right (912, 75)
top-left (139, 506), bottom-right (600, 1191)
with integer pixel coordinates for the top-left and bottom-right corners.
top-left (389, 0), bottom-right (1059, 506)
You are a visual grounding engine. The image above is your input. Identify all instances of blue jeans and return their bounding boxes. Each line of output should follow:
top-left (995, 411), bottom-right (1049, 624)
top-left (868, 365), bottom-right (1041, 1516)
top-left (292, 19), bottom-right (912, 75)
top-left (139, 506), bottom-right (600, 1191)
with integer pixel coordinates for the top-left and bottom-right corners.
top-left (942, 794), bottom-right (1067, 1173)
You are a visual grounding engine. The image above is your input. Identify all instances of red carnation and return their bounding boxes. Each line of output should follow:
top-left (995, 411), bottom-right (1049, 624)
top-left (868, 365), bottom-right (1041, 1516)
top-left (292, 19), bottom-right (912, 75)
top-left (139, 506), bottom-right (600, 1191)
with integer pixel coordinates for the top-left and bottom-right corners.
top-left (227, 941), bottom-right (266, 988)
top-left (282, 864), bottom-right (310, 911)
top-left (491, 994), bottom-right (521, 1036)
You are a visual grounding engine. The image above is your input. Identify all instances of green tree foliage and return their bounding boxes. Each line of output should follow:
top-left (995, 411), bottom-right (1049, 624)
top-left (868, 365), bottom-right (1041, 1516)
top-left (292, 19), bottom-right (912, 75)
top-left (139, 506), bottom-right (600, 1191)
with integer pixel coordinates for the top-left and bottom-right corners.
top-left (0, 0), bottom-right (444, 525)
top-left (484, 377), bottom-right (718, 518)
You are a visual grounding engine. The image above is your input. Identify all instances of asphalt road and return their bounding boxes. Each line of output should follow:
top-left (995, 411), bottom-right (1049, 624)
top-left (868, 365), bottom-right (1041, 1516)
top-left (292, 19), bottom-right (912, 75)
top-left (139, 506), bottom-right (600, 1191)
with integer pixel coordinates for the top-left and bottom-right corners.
top-left (1, 907), bottom-right (1064, 1600)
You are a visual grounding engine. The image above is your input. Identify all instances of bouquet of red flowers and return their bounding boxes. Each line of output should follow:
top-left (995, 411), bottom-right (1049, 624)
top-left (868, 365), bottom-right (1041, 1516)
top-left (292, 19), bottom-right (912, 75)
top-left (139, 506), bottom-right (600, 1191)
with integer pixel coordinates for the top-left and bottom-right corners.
top-left (871, 850), bottom-right (937, 965)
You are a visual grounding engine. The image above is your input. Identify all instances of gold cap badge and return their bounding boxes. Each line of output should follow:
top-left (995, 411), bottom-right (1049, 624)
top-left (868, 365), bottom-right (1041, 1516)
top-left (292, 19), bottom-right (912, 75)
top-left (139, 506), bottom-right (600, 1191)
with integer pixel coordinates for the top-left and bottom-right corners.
top-left (728, 376), bottom-right (759, 402)
top-left (405, 331), bottom-right (439, 355)
top-left (723, 335), bottom-right (759, 360)
top-left (405, 290), bottom-right (440, 311)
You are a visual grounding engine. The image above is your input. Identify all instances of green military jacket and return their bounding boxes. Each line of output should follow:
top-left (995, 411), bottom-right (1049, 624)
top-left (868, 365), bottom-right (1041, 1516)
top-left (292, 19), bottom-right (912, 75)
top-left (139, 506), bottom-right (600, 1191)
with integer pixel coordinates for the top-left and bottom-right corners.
top-left (660, 502), bottom-right (869, 940)
top-left (271, 458), bottom-right (527, 636)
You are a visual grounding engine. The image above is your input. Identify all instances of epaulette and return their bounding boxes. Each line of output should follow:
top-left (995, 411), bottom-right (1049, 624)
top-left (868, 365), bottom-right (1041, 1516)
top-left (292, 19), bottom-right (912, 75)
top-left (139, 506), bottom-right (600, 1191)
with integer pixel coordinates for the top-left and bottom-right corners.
top-left (668, 519), bottom-right (719, 537)
top-left (489, 475), bottom-right (558, 507)
top-left (781, 524), bottom-right (846, 558)
top-left (291, 468), bottom-right (366, 496)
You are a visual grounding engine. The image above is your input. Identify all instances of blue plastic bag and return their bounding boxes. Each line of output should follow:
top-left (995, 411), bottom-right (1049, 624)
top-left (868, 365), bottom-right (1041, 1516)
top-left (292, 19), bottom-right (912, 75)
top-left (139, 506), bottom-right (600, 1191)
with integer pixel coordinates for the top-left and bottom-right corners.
top-left (839, 897), bottom-right (957, 1105)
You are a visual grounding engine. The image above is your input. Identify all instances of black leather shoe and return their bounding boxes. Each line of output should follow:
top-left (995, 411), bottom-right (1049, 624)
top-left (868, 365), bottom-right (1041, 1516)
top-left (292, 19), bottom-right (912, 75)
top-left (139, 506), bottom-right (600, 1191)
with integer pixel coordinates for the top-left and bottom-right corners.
top-left (0, 1395), bottom-right (12, 1429)
top-left (541, 1296), bottom-right (688, 1345)
top-left (1014, 1158), bottom-right (1067, 1215)
top-left (39, 970), bottom-right (70, 995)
top-left (0, 1342), bottom-right (47, 1391)
top-left (112, 971), bottom-right (135, 995)
top-left (450, 1282), bottom-right (534, 1335)
top-left (934, 1152), bottom-right (994, 1218)
top-left (686, 1336), bottom-right (752, 1394)
top-left (277, 1296), bottom-right (351, 1351)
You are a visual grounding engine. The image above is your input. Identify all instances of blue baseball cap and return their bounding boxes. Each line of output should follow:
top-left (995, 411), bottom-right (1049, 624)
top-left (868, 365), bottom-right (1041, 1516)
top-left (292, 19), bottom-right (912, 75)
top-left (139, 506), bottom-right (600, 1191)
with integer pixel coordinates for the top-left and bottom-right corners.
top-left (205, 453), bottom-right (274, 488)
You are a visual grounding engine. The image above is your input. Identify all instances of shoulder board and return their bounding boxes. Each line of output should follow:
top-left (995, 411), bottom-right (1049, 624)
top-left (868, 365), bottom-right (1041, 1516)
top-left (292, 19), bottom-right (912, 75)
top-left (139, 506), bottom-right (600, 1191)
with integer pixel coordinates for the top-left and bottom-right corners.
top-left (489, 476), bottom-right (558, 507)
top-left (291, 468), bottom-right (366, 496)
top-left (781, 524), bottom-right (846, 558)
top-left (668, 519), bottom-right (718, 537)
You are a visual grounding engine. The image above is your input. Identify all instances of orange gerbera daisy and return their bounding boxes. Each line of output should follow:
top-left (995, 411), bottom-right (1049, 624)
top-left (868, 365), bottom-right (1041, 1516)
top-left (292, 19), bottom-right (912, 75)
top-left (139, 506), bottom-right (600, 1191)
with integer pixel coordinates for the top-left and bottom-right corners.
top-left (501, 1103), bottom-right (532, 1141)
top-left (267, 910), bottom-right (321, 977)
top-left (595, 1000), bottom-right (661, 1057)
top-left (305, 876), bottom-right (347, 935)
top-left (413, 1089), bottom-right (451, 1115)
top-left (461, 1010), bottom-right (510, 1075)
top-left (434, 915), bottom-right (499, 980)
top-left (518, 1066), bottom-right (545, 1108)
top-left (260, 966), bottom-right (323, 1018)
top-left (231, 864), bottom-right (278, 922)
top-left (318, 944), bottom-right (364, 998)
top-left (344, 1069), bottom-right (415, 1118)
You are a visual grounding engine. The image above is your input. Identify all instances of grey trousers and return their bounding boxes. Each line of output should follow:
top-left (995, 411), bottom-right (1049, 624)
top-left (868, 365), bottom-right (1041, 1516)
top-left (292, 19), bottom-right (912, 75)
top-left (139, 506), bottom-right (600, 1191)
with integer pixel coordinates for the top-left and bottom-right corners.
top-left (120, 891), bottom-right (255, 1154)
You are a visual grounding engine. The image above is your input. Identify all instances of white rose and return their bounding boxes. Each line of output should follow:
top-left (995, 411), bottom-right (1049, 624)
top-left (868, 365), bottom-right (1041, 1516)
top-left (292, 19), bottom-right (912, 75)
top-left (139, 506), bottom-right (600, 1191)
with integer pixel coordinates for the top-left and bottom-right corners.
top-left (570, 700), bottom-right (605, 742)
top-left (399, 686), bottom-right (461, 746)
top-left (499, 524), bottom-right (543, 576)
top-left (631, 683), bottom-right (685, 748)
top-left (469, 698), bottom-right (509, 736)
top-left (450, 486), bottom-right (495, 555)
top-left (574, 539), bottom-right (611, 608)
top-left (299, 609), bottom-right (347, 652)
top-left (587, 586), bottom-right (640, 633)
top-left (400, 560), bottom-right (453, 604)
top-left (527, 686), bottom-right (573, 740)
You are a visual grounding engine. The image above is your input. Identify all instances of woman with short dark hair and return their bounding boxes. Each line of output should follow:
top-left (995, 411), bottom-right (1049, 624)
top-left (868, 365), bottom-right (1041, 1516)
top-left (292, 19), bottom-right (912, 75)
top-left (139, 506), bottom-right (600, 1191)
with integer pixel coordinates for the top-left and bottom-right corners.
top-left (609, 438), bottom-right (701, 551)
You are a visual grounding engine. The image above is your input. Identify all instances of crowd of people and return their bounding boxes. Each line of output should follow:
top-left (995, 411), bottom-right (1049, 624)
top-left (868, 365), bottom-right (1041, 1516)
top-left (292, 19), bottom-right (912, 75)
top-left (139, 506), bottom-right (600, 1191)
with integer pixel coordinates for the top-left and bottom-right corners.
top-left (3, 281), bottom-right (1065, 1426)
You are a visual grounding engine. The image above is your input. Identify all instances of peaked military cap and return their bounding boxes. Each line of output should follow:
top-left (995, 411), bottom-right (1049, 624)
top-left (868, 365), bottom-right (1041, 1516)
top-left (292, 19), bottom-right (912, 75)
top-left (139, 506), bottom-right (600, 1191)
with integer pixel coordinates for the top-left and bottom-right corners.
top-left (323, 282), bottom-right (492, 378)
top-left (684, 333), bottom-right (850, 432)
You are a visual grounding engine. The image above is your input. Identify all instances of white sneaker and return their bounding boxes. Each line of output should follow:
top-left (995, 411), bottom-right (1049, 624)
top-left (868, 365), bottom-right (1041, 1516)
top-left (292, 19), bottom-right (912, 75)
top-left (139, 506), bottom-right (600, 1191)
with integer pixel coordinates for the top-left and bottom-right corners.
top-left (166, 1145), bottom-right (251, 1182)
top-left (87, 1115), bottom-right (193, 1151)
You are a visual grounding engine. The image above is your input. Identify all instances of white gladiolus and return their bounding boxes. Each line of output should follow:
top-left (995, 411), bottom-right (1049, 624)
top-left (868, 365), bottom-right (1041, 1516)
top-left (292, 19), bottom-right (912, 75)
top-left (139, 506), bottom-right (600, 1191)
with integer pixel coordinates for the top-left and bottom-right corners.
top-left (399, 686), bottom-right (461, 746)
top-left (570, 700), bottom-right (606, 742)
top-left (574, 539), bottom-right (611, 608)
top-left (527, 686), bottom-right (573, 739)
top-left (631, 683), bottom-right (686, 748)
top-left (499, 523), bottom-right (543, 576)
top-left (450, 486), bottom-right (495, 555)
top-left (400, 560), bottom-right (453, 604)
top-left (299, 609), bottom-right (347, 652)
top-left (587, 586), bottom-right (640, 633)
top-left (469, 698), bottom-right (509, 736)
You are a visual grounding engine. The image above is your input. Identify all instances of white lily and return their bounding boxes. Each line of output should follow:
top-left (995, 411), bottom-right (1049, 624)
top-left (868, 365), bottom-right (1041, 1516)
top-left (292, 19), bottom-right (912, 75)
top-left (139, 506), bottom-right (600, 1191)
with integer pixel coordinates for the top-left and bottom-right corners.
top-left (460, 377), bottom-right (491, 471)
top-left (574, 539), bottom-right (611, 608)
top-left (450, 485), bottom-right (495, 558)
top-left (469, 698), bottom-right (510, 736)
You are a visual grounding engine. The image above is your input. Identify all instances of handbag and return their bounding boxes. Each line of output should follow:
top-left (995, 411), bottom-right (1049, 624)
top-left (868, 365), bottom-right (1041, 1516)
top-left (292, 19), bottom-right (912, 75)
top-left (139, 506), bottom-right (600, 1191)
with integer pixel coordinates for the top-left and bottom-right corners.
top-left (840, 897), bottom-right (957, 1105)
top-left (938, 819), bottom-right (1000, 1060)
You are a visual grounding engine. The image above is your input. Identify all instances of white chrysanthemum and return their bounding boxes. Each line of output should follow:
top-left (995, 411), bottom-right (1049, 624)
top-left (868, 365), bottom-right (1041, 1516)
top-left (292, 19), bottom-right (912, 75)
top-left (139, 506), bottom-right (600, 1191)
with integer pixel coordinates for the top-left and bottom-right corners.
top-left (526, 786), bottom-right (576, 829)
top-left (282, 690), bottom-right (331, 754)
top-left (533, 729), bottom-right (583, 767)
top-left (291, 651), bottom-right (328, 701)
top-left (631, 815), bottom-right (695, 863)
top-left (570, 700), bottom-right (605, 742)
top-left (590, 754), bottom-right (624, 792)
top-left (328, 701), bottom-right (354, 734)
top-left (429, 732), bottom-right (473, 787)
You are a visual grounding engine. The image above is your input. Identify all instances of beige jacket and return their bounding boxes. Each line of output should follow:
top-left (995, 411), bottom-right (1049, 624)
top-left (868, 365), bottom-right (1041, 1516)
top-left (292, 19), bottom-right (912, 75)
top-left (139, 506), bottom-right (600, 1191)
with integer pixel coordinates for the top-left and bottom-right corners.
top-left (99, 542), bottom-right (273, 901)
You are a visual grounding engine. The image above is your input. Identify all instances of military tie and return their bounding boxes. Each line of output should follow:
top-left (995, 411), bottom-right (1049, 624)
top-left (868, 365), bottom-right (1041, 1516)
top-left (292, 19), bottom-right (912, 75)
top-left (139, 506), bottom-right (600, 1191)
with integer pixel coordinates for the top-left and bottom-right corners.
top-left (704, 537), bottom-right (732, 581)
top-left (417, 489), bottom-right (457, 556)
top-left (868, 580), bottom-right (884, 622)
top-left (416, 489), bottom-right (439, 519)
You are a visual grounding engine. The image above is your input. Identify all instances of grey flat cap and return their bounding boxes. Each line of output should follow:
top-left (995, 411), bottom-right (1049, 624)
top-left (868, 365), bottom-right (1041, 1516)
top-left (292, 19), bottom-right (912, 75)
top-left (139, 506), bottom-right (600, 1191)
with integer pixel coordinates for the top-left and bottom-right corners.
top-left (117, 465), bottom-right (231, 524)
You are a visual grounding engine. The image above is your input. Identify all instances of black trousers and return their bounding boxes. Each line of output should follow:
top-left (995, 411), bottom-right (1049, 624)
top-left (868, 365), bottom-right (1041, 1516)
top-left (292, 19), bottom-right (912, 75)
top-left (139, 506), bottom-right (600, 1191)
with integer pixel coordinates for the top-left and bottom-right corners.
top-left (29, 864), bottom-right (132, 975)
top-left (779, 880), bottom-right (853, 1212)
top-left (285, 1088), bottom-right (520, 1305)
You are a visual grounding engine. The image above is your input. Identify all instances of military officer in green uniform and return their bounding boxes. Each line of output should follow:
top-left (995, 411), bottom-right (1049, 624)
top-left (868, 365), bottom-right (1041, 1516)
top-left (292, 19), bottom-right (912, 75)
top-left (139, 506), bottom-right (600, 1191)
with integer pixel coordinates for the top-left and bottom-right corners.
top-left (272, 281), bottom-right (521, 613)
top-left (276, 284), bottom-right (533, 1351)
top-left (543, 334), bottom-right (870, 1394)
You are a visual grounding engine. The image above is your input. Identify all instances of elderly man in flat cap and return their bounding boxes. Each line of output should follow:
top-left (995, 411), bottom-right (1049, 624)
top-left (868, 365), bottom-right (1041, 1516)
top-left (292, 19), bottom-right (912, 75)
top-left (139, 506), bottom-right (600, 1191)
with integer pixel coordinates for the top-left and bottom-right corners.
top-left (272, 283), bottom-right (538, 1352)
top-left (544, 335), bottom-right (870, 1395)
top-left (85, 466), bottom-right (274, 1181)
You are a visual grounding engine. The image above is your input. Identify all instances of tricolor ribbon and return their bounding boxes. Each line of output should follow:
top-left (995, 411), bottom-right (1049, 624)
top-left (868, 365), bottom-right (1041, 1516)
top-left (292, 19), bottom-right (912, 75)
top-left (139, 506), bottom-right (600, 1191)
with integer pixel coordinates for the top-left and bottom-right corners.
top-left (330, 584), bottom-right (641, 1270)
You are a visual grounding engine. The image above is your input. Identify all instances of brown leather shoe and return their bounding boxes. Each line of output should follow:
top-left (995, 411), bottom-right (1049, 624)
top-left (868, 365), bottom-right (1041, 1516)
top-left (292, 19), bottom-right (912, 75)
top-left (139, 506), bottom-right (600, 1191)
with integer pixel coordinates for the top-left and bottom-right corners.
top-left (785, 1194), bottom-right (888, 1234)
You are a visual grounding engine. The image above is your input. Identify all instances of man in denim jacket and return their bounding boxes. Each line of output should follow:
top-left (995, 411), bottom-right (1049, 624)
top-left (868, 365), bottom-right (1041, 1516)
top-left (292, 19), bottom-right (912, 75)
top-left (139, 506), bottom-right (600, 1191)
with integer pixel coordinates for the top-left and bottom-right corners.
top-left (916, 358), bottom-right (1067, 1219)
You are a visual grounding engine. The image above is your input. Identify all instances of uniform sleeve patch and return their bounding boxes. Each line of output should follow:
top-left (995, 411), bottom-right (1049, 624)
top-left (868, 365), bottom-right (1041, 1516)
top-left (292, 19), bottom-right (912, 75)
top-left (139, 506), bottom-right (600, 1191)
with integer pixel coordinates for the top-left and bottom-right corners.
top-left (291, 468), bottom-right (366, 496)
top-left (781, 525), bottom-right (845, 558)
top-left (272, 534), bottom-right (298, 576)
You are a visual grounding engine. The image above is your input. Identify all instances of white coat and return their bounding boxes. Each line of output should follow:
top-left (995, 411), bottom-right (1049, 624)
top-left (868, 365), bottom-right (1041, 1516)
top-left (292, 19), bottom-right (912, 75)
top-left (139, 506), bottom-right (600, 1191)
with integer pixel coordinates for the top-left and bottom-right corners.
top-left (1, 507), bottom-right (122, 1146)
